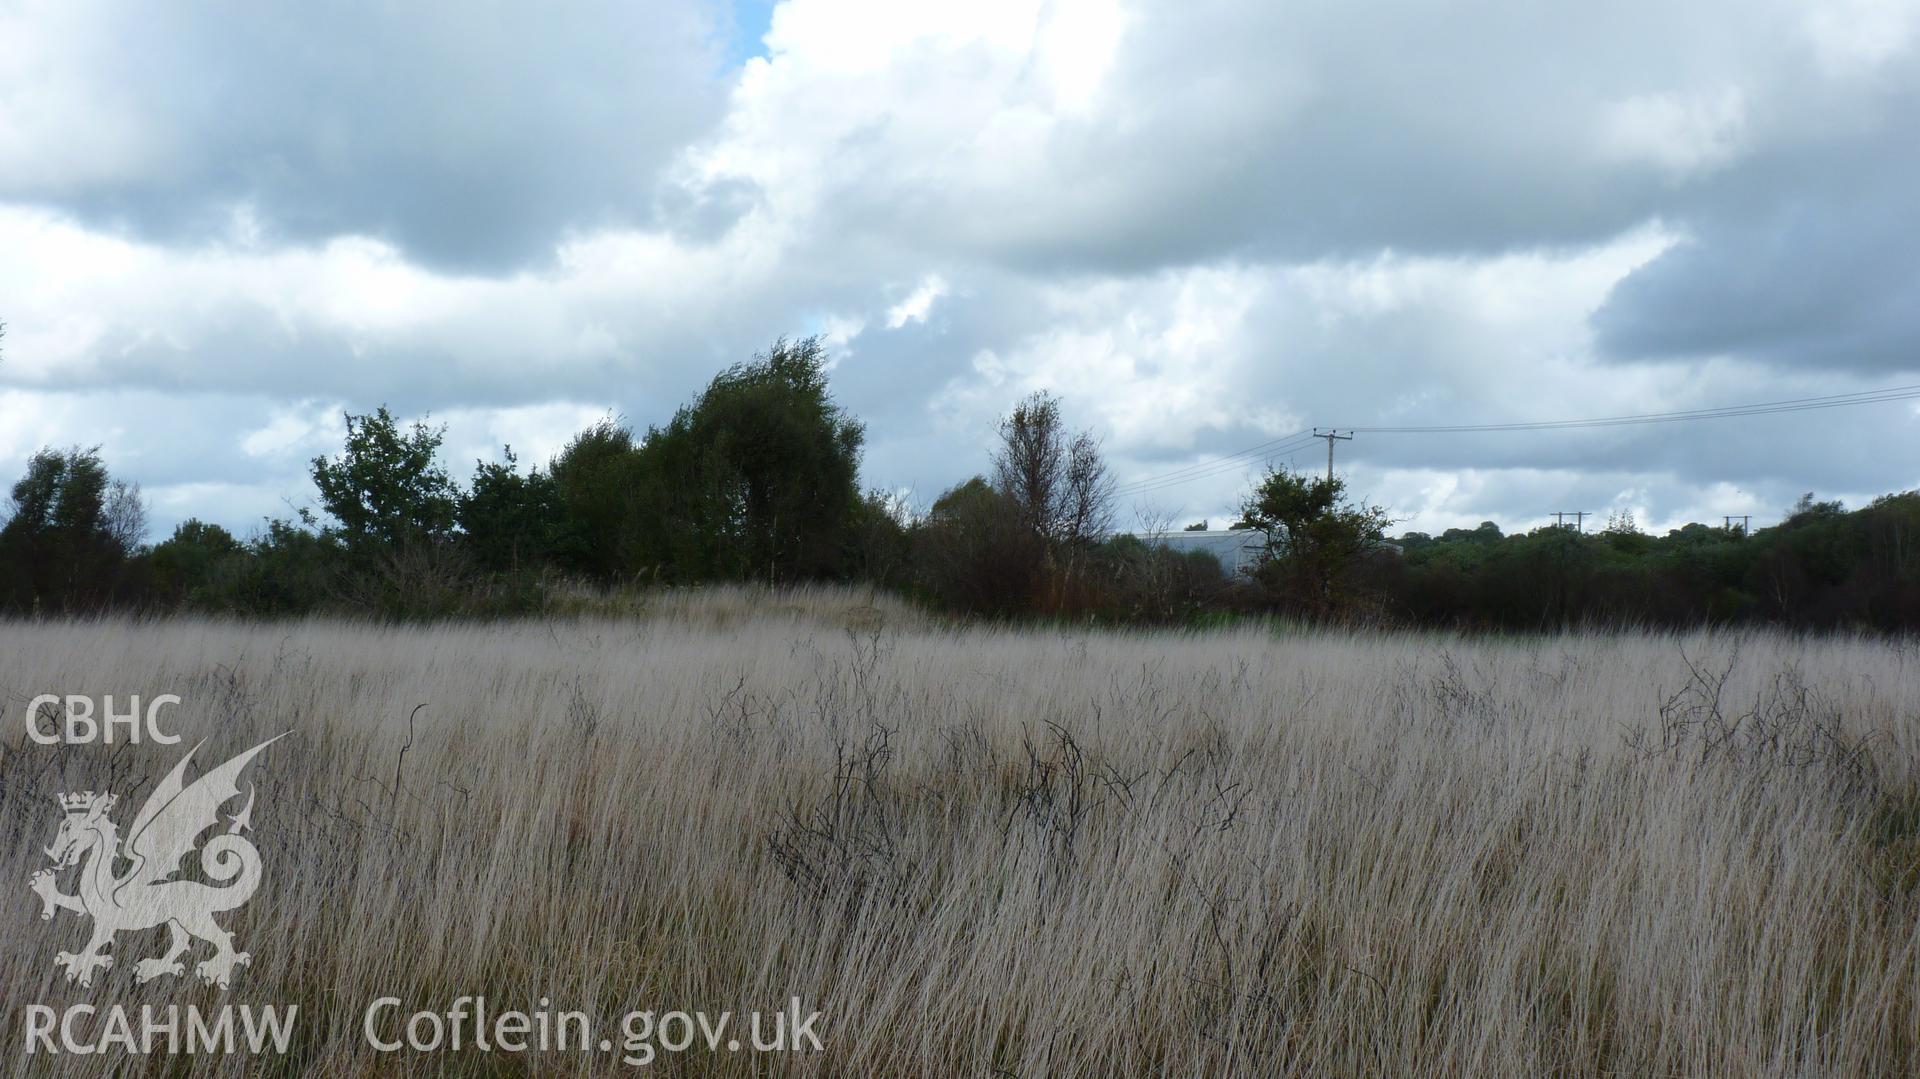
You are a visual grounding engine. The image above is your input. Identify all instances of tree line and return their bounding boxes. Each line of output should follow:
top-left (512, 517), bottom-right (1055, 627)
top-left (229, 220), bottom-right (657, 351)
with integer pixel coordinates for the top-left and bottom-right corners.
top-left (1381, 495), bottom-right (1920, 631)
top-left (2, 332), bottom-right (1918, 630)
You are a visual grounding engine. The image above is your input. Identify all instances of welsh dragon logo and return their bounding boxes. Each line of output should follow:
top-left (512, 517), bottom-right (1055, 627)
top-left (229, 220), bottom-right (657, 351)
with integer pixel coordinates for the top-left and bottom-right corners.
top-left (28, 734), bottom-right (287, 989)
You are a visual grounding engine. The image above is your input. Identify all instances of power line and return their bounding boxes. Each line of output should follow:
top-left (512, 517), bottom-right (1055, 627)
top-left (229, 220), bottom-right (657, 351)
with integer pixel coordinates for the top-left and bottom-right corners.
top-left (1111, 430), bottom-right (1313, 493)
top-left (1112, 432), bottom-right (1319, 498)
top-left (1345, 384), bottom-right (1920, 434)
top-left (1109, 382), bottom-right (1920, 499)
top-left (1112, 443), bottom-right (1319, 499)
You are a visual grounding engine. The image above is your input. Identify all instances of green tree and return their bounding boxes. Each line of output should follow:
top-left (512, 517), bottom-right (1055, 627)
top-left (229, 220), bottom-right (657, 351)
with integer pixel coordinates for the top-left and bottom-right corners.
top-left (460, 447), bottom-right (561, 574)
top-left (912, 476), bottom-right (1041, 615)
top-left (237, 519), bottom-right (340, 614)
top-left (847, 488), bottom-right (916, 588)
top-left (150, 518), bottom-right (244, 604)
top-left (634, 336), bottom-right (865, 582)
top-left (1437, 521), bottom-right (1504, 545)
top-left (1237, 467), bottom-right (1389, 616)
top-left (0, 445), bottom-right (147, 611)
top-left (548, 418), bottom-right (645, 579)
top-left (1602, 509), bottom-right (1652, 555)
top-left (309, 406), bottom-right (458, 558)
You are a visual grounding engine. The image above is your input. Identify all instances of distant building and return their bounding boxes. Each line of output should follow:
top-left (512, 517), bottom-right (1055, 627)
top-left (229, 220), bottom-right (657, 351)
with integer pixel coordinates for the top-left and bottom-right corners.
top-left (1122, 528), bottom-right (1267, 577)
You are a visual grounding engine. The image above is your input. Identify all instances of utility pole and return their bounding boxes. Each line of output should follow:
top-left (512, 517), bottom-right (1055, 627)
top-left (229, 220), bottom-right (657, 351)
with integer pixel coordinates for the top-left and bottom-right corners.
top-left (1723, 515), bottom-right (1750, 535)
top-left (1551, 511), bottom-right (1590, 532)
top-left (1312, 428), bottom-right (1353, 484)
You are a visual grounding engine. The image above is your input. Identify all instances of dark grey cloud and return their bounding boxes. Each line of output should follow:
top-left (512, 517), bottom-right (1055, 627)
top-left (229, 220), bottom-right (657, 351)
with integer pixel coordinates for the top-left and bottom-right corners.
top-left (1593, 89), bottom-right (1920, 374)
top-left (3, 1), bottom-right (731, 270)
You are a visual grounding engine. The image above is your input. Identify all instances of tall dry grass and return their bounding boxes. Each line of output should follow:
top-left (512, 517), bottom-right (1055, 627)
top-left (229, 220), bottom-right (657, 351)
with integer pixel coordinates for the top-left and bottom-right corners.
top-left (2, 587), bottom-right (1917, 1075)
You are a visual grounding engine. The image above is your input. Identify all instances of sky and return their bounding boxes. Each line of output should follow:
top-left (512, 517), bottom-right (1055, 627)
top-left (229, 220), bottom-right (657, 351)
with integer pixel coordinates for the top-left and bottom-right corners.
top-left (2, 0), bottom-right (1918, 542)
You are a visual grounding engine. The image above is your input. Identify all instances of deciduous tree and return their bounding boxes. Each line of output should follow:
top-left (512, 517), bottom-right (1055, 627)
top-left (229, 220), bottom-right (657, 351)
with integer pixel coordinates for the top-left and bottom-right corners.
top-left (1238, 467), bottom-right (1389, 616)
top-left (309, 406), bottom-right (458, 558)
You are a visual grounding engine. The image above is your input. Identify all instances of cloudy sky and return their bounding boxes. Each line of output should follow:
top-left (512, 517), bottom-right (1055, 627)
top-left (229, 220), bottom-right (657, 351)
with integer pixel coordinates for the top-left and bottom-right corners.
top-left (3, 0), bottom-right (1918, 541)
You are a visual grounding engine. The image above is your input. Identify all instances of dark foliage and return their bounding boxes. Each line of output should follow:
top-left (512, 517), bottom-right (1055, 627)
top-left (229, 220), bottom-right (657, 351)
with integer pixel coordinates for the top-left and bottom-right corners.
top-left (1382, 491), bottom-right (1920, 630)
top-left (5, 330), bottom-right (1920, 631)
top-left (0, 446), bottom-right (147, 612)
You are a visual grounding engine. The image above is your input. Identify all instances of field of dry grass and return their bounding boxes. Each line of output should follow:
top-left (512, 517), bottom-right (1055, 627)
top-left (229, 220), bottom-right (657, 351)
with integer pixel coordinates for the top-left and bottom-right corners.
top-left (2, 586), bottom-right (1917, 1075)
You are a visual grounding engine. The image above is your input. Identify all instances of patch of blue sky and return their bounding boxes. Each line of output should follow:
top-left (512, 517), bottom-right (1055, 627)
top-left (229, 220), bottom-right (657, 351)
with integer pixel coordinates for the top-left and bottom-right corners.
top-left (723, 0), bottom-right (778, 67)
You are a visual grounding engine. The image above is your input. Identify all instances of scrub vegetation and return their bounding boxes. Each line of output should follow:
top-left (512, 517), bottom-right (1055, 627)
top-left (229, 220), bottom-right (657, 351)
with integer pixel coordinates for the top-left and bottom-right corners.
top-left (3, 591), bottom-right (1916, 1075)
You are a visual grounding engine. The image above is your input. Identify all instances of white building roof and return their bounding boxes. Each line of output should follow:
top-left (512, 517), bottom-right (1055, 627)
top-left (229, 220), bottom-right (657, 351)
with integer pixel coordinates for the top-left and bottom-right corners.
top-left (1121, 528), bottom-right (1267, 575)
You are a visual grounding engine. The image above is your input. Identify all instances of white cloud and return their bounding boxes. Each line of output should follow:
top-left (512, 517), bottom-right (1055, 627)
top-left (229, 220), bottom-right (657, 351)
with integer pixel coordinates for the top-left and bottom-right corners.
top-left (1804, 0), bottom-right (1920, 74)
top-left (435, 402), bottom-right (617, 472)
top-left (239, 400), bottom-right (345, 460)
top-left (0, 205), bottom-right (782, 402)
top-left (886, 276), bottom-right (950, 328)
top-left (816, 315), bottom-right (867, 363)
top-left (1598, 89), bottom-right (1748, 179)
